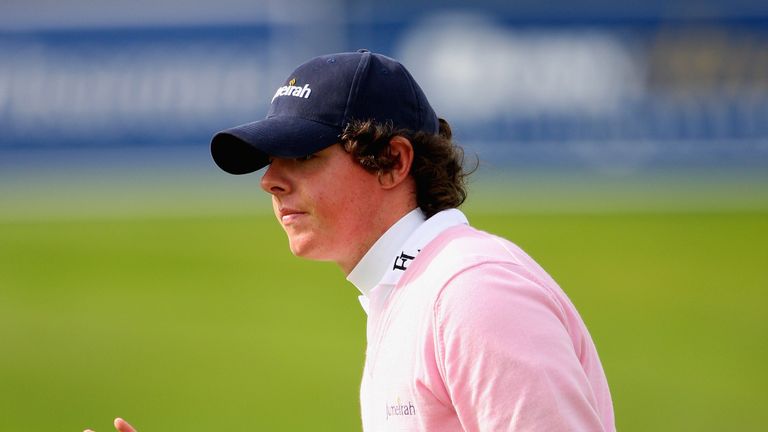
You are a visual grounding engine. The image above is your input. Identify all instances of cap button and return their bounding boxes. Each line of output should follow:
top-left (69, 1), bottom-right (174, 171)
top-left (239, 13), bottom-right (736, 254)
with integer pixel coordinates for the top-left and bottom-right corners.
top-left (357, 48), bottom-right (370, 53)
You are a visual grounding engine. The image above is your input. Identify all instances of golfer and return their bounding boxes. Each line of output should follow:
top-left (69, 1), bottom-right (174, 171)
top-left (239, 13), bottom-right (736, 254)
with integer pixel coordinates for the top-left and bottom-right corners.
top-left (88, 49), bottom-right (615, 432)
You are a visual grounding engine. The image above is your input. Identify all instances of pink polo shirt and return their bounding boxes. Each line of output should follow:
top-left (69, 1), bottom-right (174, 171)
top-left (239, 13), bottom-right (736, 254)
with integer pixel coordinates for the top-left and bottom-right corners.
top-left (348, 209), bottom-right (615, 431)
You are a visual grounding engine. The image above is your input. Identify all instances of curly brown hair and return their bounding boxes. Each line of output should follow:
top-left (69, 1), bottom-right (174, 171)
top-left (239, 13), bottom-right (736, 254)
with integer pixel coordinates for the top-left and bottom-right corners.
top-left (340, 118), bottom-right (472, 218)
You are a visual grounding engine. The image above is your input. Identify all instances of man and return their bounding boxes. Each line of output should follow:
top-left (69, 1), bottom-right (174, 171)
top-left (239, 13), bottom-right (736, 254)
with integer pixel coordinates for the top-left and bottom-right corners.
top-left (88, 50), bottom-right (614, 432)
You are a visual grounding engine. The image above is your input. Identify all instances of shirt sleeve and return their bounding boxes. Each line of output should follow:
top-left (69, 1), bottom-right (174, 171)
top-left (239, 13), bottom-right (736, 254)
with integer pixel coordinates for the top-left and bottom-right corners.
top-left (432, 261), bottom-right (607, 432)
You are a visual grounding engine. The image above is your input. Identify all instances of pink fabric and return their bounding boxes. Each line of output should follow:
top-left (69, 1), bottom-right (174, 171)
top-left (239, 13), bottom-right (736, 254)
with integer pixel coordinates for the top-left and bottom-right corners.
top-left (360, 225), bottom-right (614, 431)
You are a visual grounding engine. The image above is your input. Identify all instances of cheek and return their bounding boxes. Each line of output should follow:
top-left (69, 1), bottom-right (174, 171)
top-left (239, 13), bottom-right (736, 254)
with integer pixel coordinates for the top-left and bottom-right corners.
top-left (271, 196), bottom-right (279, 218)
top-left (322, 183), bottom-right (378, 233)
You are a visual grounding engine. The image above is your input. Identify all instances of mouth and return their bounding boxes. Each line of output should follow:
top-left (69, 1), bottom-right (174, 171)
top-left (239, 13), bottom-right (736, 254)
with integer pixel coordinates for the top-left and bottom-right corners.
top-left (278, 208), bottom-right (307, 224)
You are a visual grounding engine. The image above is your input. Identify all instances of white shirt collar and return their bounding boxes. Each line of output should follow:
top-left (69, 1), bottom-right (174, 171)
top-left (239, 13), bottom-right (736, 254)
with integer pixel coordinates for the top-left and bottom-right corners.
top-left (347, 208), bottom-right (469, 298)
top-left (347, 207), bottom-right (426, 297)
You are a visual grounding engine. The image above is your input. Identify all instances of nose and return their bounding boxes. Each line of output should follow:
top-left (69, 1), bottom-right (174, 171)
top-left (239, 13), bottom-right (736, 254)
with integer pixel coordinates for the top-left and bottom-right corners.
top-left (260, 159), bottom-right (291, 195)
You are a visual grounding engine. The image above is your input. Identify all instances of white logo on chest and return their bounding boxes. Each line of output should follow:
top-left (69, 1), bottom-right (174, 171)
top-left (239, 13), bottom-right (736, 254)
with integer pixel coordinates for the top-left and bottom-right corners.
top-left (385, 397), bottom-right (416, 420)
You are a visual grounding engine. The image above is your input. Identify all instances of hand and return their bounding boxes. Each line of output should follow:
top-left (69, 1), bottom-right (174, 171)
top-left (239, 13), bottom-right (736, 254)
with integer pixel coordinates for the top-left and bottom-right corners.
top-left (84, 417), bottom-right (137, 432)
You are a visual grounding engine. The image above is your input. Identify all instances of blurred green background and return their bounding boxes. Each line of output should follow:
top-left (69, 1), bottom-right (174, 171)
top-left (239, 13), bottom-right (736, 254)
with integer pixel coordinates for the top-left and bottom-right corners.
top-left (1, 161), bottom-right (766, 431)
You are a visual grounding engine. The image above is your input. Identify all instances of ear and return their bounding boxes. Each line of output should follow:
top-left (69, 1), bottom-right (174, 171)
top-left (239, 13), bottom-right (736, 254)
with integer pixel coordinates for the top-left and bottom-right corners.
top-left (379, 136), bottom-right (414, 190)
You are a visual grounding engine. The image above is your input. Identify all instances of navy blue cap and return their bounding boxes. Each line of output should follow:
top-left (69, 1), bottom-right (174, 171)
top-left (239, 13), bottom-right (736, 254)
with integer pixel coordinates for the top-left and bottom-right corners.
top-left (211, 50), bottom-right (439, 174)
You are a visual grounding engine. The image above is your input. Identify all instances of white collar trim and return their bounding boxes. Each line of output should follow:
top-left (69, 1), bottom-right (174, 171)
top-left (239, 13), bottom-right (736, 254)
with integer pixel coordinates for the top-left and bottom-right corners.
top-left (378, 208), bottom-right (468, 287)
top-left (347, 208), bottom-right (469, 299)
top-left (347, 208), bottom-right (426, 297)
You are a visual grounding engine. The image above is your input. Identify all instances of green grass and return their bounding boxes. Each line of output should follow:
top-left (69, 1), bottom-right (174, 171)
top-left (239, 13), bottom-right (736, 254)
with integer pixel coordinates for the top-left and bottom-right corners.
top-left (1, 209), bottom-right (766, 431)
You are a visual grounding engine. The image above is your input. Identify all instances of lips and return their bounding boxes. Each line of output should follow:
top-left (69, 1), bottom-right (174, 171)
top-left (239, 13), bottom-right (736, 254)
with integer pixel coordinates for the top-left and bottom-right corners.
top-left (278, 207), bottom-right (307, 224)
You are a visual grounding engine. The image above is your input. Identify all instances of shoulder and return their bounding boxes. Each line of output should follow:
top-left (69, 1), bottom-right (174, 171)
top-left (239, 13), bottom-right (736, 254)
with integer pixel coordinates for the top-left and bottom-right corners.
top-left (407, 225), bottom-right (511, 274)
top-left (405, 224), bottom-right (556, 290)
top-left (434, 261), bottom-right (568, 338)
top-left (407, 224), bottom-right (572, 339)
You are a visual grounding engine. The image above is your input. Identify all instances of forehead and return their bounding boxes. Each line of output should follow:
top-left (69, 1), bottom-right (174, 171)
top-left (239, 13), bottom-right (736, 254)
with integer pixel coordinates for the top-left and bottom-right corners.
top-left (268, 143), bottom-right (363, 174)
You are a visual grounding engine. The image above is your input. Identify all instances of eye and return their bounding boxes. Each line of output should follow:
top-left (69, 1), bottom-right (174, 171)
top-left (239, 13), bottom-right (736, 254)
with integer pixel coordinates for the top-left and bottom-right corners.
top-left (296, 153), bottom-right (316, 162)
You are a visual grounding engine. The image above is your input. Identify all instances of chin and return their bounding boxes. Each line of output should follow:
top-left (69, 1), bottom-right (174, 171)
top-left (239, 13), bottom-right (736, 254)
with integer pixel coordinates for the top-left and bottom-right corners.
top-left (287, 237), bottom-right (319, 259)
top-left (288, 238), bottom-right (340, 263)
top-left (287, 242), bottom-right (308, 257)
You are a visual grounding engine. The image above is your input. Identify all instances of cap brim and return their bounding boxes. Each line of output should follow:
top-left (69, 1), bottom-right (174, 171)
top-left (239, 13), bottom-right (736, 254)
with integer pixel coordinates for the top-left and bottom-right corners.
top-left (211, 116), bottom-right (341, 175)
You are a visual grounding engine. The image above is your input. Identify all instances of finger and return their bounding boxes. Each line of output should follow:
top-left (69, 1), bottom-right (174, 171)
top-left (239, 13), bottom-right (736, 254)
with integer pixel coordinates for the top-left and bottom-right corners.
top-left (114, 418), bottom-right (137, 432)
top-left (84, 430), bottom-right (95, 432)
